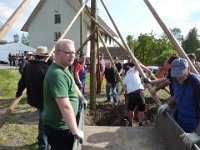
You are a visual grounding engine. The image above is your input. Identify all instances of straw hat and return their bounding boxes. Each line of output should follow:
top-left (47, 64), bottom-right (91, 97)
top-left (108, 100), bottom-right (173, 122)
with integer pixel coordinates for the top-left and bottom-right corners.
top-left (36, 46), bottom-right (49, 57)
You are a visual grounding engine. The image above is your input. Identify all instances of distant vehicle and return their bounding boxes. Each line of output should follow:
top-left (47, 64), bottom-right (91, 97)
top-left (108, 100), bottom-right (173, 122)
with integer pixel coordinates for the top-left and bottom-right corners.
top-left (147, 66), bottom-right (160, 75)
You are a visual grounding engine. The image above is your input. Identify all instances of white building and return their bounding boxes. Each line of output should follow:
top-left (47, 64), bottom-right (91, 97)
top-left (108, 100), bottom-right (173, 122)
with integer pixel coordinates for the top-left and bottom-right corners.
top-left (21, 0), bottom-right (117, 57)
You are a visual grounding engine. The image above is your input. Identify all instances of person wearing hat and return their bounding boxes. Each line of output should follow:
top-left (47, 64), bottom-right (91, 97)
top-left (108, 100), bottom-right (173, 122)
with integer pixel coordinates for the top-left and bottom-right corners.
top-left (157, 58), bottom-right (200, 148)
top-left (18, 51), bottom-right (33, 75)
top-left (113, 56), bottom-right (123, 94)
top-left (16, 46), bottom-right (50, 150)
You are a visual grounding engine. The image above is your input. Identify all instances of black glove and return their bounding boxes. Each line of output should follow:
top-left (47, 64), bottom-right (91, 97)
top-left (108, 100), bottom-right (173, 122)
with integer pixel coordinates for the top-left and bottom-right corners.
top-left (143, 78), bottom-right (152, 84)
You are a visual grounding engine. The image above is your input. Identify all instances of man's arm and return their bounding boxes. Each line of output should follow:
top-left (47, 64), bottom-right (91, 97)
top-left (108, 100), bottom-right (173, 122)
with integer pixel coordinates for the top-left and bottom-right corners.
top-left (56, 97), bottom-right (78, 134)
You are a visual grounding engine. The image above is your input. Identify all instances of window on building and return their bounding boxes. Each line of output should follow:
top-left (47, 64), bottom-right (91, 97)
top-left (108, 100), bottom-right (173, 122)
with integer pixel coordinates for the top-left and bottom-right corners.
top-left (54, 32), bottom-right (61, 41)
top-left (109, 37), bottom-right (112, 45)
top-left (55, 14), bottom-right (61, 24)
top-left (105, 34), bottom-right (108, 43)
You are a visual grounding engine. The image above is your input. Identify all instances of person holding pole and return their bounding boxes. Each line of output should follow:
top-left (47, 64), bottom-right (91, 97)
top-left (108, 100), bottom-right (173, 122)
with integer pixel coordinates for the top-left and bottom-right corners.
top-left (123, 64), bottom-right (151, 127)
top-left (157, 58), bottom-right (200, 149)
top-left (16, 46), bottom-right (50, 150)
top-left (42, 39), bottom-right (86, 150)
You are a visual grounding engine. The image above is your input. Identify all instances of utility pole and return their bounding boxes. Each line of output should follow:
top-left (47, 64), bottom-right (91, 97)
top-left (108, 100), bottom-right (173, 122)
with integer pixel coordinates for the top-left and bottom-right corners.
top-left (0, 0), bottom-right (30, 40)
top-left (90, 0), bottom-right (97, 110)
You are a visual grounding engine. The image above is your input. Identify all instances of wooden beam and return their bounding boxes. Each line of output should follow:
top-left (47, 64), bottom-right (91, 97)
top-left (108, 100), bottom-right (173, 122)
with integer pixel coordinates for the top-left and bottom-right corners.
top-left (0, 0), bottom-right (30, 40)
top-left (143, 0), bottom-right (199, 75)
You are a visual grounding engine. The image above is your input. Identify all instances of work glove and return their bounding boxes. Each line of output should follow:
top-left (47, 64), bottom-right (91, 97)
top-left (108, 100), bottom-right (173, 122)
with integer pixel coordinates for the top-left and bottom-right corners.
top-left (80, 96), bottom-right (87, 109)
top-left (74, 129), bottom-right (84, 144)
top-left (157, 103), bottom-right (169, 114)
top-left (180, 133), bottom-right (200, 149)
top-left (143, 78), bottom-right (152, 84)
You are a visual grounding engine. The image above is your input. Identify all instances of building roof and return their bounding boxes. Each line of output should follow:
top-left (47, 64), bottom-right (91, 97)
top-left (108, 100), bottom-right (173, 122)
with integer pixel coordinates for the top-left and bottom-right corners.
top-left (0, 43), bottom-right (36, 62)
top-left (0, 43), bottom-right (36, 51)
top-left (21, 0), bottom-right (117, 37)
top-left (99, 47), bottom-right (130, 60)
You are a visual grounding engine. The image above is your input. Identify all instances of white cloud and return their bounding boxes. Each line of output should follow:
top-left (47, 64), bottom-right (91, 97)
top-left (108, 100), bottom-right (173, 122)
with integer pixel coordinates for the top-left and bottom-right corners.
top-left (0, 3), bottom-right (14, 22)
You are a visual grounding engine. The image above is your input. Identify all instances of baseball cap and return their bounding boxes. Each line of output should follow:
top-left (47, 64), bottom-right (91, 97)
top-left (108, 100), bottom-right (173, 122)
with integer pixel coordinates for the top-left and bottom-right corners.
top-left (171, 58), bottom-right (189, 77)
top-left (114, 56), bottom-right (118, 60)
top-left (26, 51), bottom-right (33, 55)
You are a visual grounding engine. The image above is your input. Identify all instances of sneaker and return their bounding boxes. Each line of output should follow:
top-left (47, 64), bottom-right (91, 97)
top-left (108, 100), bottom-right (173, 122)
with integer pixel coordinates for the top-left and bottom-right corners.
top-left (138, 122), bottom-right (143, 127)
top-left (114, 102), bottom-right (118, 106)
top-left (126, 121), bottom-right (132, 127)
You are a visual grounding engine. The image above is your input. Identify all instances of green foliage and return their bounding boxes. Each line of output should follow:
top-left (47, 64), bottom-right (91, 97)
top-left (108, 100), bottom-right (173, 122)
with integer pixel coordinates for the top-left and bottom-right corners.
top-left (0, 69), bottom-right (20, 98)
top-left (170, 27), bottom-right (184, 43)
top-left (182, 27), bottom-right (200, 60)
top-left (131, 33), bottom-right (173, 65)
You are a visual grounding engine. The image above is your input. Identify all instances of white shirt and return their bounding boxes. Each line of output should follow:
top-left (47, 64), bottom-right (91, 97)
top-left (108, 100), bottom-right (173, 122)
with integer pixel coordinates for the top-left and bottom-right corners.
top-left (123, 67), bottom-right (144, 94)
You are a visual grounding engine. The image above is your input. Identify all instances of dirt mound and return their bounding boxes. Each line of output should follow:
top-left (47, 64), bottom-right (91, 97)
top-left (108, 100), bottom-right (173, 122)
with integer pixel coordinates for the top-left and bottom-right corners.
top-left (85, 97), bottom-right (164, 127)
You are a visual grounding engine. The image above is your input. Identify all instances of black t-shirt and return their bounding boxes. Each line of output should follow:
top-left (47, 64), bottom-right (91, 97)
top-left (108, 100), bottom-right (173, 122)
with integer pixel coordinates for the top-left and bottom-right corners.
top-left (115, 62), bottom-right (122, 72)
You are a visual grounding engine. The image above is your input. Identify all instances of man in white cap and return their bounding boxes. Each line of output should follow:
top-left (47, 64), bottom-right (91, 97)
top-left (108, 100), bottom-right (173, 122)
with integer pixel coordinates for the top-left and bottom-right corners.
top-left (16, 46), bottom-right (50, 150)
top-left (158, 58), bottom-right (200, 148)
top-left (18, 51), bottom-right (33, 75)
top-left (42, 39), bottom-right (86, 150)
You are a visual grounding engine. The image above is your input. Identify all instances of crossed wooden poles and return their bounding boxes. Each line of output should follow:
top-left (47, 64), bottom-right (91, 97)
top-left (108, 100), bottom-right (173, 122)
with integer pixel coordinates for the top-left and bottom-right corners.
top-left (0, 0), bottom-right (198, 129)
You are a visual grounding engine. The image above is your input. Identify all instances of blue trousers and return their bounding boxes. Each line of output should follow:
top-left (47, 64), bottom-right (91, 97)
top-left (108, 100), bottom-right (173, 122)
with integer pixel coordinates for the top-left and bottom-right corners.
top-left (38, 109), bottom-right (48, 150)
top-left (106, 82), bottom-right (119, 104)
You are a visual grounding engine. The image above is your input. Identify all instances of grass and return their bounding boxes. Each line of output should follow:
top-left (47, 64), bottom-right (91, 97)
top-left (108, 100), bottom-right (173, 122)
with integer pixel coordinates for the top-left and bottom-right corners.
top-left (0, 69), bottom-right (38, 149)
top-left (0, 69), bottom-right (170, 149)
top-left (0, 69), bottom-right (21, 98)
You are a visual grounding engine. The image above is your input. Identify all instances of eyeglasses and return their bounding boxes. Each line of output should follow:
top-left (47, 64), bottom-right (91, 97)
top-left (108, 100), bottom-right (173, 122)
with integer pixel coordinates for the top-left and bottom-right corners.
top-left (57, 50), bottom-right (75, 56)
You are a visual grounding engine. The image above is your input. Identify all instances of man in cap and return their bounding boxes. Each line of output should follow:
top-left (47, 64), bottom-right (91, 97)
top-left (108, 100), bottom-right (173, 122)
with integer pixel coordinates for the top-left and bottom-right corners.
top-left (42, 39), bottom-right (86, 150)
top-left (18, 51), bottom-right (34, 75)
top-left (158, 58), bottom-right (200, 148)
top-left (16, 46), bottom-right (50, 150)
top-left (113, 56), bottom-right (123, 94)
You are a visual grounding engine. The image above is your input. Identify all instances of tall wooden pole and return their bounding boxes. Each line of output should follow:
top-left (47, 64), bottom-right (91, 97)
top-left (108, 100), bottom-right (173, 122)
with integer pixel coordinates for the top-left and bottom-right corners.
top-left (90, 0), bottom-right (97, 110)
top-left (143, 0), bottom-right (199, 75)
top-left (80, 0), bottom-right (84, 55)
top-left (0, 0), bottom-right (30, 40)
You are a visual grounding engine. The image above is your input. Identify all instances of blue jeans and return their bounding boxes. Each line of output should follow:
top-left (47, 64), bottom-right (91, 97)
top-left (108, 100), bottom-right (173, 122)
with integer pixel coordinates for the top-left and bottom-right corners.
top-left (116, 82), bottom-right (120, 94)
top-left (38, 109), bottom-right (48, 150)
top-left (106, 82), bottom-right (119, 104)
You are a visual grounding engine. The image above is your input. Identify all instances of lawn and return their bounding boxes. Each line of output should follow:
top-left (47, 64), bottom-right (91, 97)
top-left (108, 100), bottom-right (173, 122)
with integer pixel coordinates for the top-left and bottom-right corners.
top-left (0, 69), bottom-right (170, 149)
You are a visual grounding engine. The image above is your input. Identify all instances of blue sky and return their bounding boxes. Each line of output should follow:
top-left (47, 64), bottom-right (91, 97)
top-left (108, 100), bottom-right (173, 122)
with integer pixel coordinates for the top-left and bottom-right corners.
top-left (1, 0), bottom-right (200, 42)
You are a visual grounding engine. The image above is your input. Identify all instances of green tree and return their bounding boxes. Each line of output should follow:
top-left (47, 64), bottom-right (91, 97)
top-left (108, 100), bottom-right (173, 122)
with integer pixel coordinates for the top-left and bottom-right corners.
top-left (126, 35), bottom-right (138, 51)
top-left (182, 27), bottom-right (200, 59)
top-left (170, 27), bottom-right (184, 43)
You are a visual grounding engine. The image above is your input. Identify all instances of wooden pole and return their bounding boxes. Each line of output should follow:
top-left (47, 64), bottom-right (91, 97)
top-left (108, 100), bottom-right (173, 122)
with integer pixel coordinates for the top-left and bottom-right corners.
top-left (0, 1), bottom-right (89, 128)
top-left (47, 0), bottom-right (88, 60)
top-left (0, 89), bottom-right (26, 128)
top-left (98, 31), bottom-right (123, 84)
top-left (80, 0), bottom-right (84, 55)
top-left (143, 0), bottom-right (199, 75)
top-left (76, 28), bottom-right (96, 54)
top-left (0, 0), bottom-right (30, 40)
top-left (90, 0), bottom-right (98, 110)
top-left (98, 0), bottom-right (161, 105)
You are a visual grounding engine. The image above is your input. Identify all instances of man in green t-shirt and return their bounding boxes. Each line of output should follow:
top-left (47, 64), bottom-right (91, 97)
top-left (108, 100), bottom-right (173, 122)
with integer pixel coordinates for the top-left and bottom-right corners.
top-left (43, 39), bottom-right (86, 150)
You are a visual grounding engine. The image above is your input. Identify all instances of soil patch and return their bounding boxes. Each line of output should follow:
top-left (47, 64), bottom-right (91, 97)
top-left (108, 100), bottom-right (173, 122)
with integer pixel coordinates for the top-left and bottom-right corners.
top-left (85, 97), bottom-right (167, 127)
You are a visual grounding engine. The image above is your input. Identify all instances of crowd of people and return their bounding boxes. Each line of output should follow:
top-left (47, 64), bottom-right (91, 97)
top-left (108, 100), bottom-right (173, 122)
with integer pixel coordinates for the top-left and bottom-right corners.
top-left (14, 38), bottom-right (200, 149)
